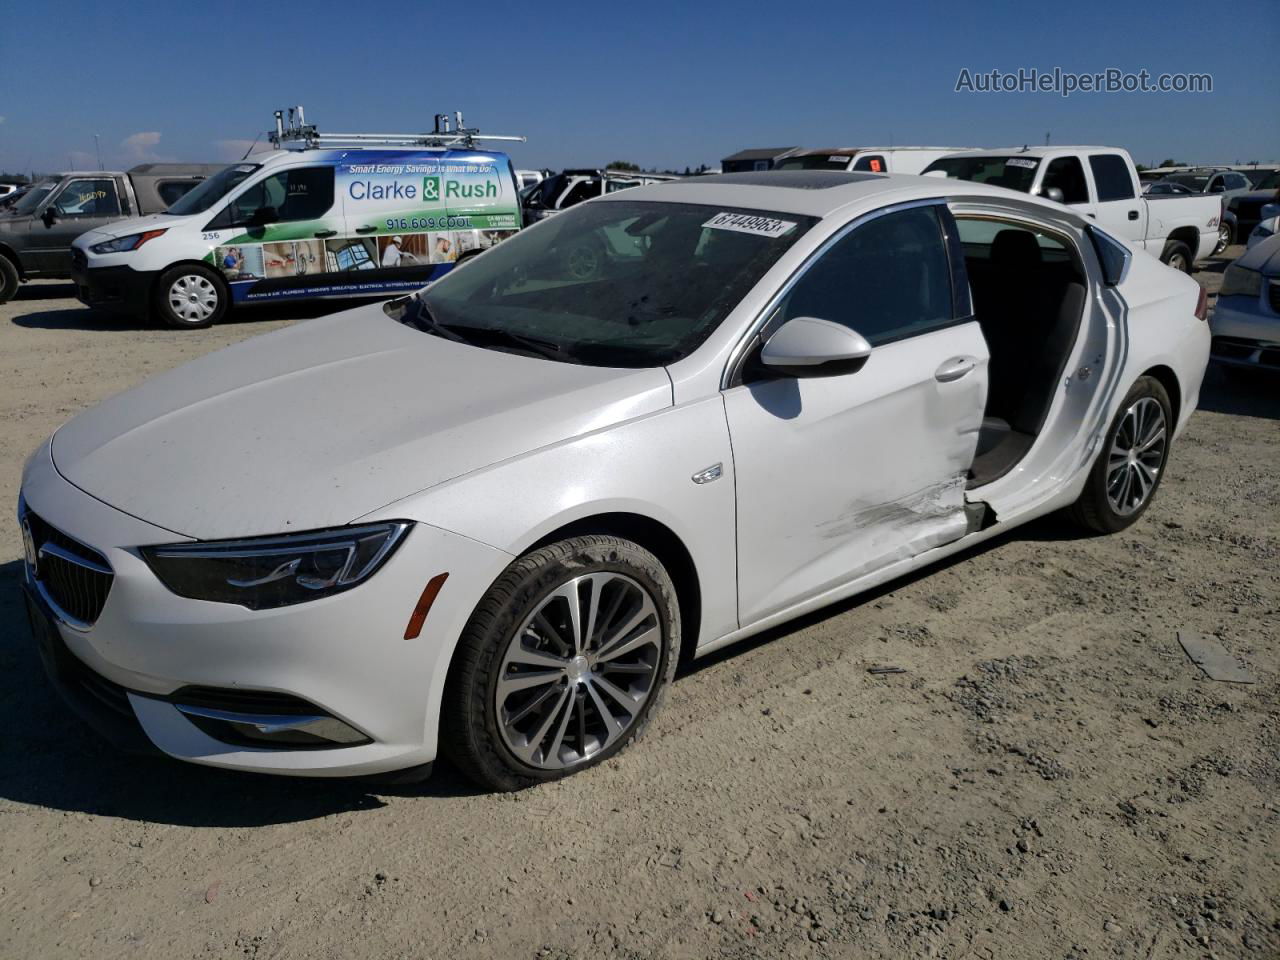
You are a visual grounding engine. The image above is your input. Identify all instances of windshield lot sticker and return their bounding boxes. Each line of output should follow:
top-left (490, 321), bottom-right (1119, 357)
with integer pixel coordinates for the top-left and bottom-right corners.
top-left (703, 212), bottom-right (796, 238)
top-left (1006, 158), bottom-right (1039, 169)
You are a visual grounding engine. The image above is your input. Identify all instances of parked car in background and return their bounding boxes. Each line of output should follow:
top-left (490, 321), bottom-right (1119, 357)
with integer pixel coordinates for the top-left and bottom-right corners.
top-left (1143, 180), bottom-right (1193, 196)
top-left (924, 147), bottom-right (1222, 271)
top-left (1209, 234), bottom-right (1280, 377)
top-left (1242, 168), bottom-right (1278, 188)
top-left (1228, 169), bottom-right (1280, 239)
top-left (0, 183), bottom-right (21, 198)
top-left (774, 147), bottom-right (970, 175)
top-left (71, 109), bottom-right (525, 328)
top-left (520, 168), bottom-right (679, 222)
top-left (20, 170), bottom-right (1208, 789)
top-left (0, 164), bottom-right (223, 303)
top-left (515, 169), bottom-right (549, 190)
top-left (1246, 204), bottom-right (1279, 249)
top-left (0, 184), bottom-right (32, 209)
top-left (1158, 169), bottom-right (1254, 200)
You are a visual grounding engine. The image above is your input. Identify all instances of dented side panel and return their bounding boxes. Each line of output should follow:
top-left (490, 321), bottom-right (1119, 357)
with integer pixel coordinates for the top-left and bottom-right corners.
top-left (724, 322), bottom-right (987, 626)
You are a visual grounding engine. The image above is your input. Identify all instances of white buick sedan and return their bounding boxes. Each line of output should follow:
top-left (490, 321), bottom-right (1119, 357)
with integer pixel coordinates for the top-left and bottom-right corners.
top-left (19, 172), bottom-right (1209, 790)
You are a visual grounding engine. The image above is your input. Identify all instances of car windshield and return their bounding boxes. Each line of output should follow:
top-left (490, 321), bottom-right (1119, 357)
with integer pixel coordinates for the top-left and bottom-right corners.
top-left (1253, 171), bottom-right (1280, 191)
top-left (775, 155), bottom-right (853, 171)
top-left (10, 181), bottom-right (56, 215)
top-left (922, 156), bottom-right (1041, 192)
top-left (1162, 174), bottom-right (1210, 191)
top-left (398, 199), bottom-right (816, 368)
top-left (163, 163), bottom-right (259, 215)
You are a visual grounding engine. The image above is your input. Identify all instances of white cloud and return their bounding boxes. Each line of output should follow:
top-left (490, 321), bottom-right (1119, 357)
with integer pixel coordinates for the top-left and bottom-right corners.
top-left (0, 116), bottom-right (6, 124)
top-left (214, 138), bottom-right (261, 161)
top-left (120, 131), bottom-right (168, 163)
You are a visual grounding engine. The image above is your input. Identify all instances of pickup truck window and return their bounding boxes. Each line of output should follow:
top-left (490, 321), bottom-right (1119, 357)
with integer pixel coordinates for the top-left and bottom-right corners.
top-left (1042, 157), bottom-right (1090, 204)
top-left (52, 178), bottom-right (121, 217)
top-left (1088, 155), bottom-right (1136, 202)
top-left (922, 156), bottom-right (1040, 192)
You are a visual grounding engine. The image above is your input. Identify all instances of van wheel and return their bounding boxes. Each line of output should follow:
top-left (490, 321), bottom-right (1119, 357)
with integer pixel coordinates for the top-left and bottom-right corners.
top-left (1068, 376), bottom-right (1173, 534)
top-left (154, 264), bottom-right (227, 329)
top-left (1160, 240), bottom-right (1194, 274)
top-left (0, 255), bottom-right (19, 304)
top-left (442, 535), bottom-right (680, 791)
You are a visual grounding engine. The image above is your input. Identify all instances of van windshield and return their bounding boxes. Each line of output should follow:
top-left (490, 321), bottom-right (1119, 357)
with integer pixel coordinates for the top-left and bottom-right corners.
top-left (923, 156), bottom-right (1041, 192)
top-left (10, 181), bottom-right (56, 216)
top-left (164, 163), bottom-right (260, 215)
top-left (395, 199), bottom-right (816, 368)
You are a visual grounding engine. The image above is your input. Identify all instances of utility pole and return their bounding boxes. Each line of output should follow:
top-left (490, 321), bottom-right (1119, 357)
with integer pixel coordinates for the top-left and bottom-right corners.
top-left (1045, 131), bottom-right (1051, 146)
top-left (94, 134), bottom-right (103, 171)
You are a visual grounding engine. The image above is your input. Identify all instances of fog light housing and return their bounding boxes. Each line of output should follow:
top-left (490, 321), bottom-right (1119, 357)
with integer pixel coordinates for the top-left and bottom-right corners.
top-left (170, 687), bottom-right (369, 749)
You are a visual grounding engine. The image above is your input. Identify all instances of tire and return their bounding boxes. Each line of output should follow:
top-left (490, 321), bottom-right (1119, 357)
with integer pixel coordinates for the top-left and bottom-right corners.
top-left (1213, 222), bottom-right (1233, 256)
top-left (1068, 376), bottom-right (1173, 534)
top-left (153, 263), bottom-right (228, 329)
top-left (1159, 240), bottom-right (1194, 274)
top-left (0, 255), bottom-right (19, 304)
top-left (442, 535), bottom-right (681, 791)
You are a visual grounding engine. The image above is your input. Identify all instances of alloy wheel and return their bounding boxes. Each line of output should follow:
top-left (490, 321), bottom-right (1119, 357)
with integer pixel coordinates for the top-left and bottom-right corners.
top-left (1106, 396), bottom-right (1167, 516)
top-left (495, 572), bottom-right (662, 770)
top-left (168, 274), bottom-right (219, 322)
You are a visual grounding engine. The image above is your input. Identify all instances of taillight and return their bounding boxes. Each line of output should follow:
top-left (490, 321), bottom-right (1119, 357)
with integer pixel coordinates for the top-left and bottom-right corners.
top-left (1195, 285), bottom-right (1208, 322)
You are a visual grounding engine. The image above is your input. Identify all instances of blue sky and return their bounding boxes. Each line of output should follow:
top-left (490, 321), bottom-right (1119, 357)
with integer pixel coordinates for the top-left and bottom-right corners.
top-left (1, 0), bottom-right (1276, 176)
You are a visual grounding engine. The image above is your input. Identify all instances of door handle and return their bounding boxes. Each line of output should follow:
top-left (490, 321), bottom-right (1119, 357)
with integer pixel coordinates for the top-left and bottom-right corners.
top-left (1127, 210), bottom-right (1139, 221)
top-left (355, 226), bottom-right (377, 234)
top-left (314, 229), bottom-right (337, 238)
top-left (935, 355), bottom-right (977, 382)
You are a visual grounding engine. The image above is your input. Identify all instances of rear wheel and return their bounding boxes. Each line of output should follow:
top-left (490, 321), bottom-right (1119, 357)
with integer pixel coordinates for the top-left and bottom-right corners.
top-left (1213, 222), bottom-right (1233, 255)
top-left (0, 255), bottom-right (19, 304)
top-left (1068, 376), bottom-right (1172, 534)
top-left (154, 264), bottom-right (227, 329)
top-left (442, 535), bottom-right (680, 791)
top-left (1160, 239), bottom-right (1194, 274)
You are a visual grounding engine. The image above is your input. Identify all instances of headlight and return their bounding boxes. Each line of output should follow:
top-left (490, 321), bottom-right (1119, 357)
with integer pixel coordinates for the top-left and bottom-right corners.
top-left (89, 229), bottom-right (167, 254)
top-left (1219, 264), bottom-right (1263, 299)
top-left (141, 522), bottom-right (411, 609)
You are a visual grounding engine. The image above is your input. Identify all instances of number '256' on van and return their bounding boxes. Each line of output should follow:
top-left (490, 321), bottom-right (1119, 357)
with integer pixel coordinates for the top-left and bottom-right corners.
top-left (71, 110), bottom-right (525, 328)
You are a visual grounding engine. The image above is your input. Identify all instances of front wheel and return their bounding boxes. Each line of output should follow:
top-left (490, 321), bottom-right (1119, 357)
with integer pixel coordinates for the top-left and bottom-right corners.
top-left (1068, 376), bottom-right (1173, 534)
top-left (154, 264), bottom-right (228, 329)
top-left (1160, 239), bottom-right (1194, 274)
top-left (0, 255), bottom-right (19, 304)
top-left (442, 535), bottom-right (680, 791)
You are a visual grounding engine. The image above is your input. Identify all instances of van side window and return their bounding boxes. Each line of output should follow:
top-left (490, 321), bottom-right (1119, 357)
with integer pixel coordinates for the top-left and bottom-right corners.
top-left (222, 167), bottom-right (335, 226)
top-left (1041, 157), bottom-right (1089, 204)
top-left (53, 178), bottom-right (121, 217)
top-left (775, 205), bottom-right (953, 345)
top-left (1088, 155), bottom-right (1136, 202)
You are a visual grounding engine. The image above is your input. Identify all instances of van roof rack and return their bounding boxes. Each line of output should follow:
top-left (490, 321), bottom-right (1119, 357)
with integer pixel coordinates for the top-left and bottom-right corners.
top-left (268, 107), bottom-right (525, 151)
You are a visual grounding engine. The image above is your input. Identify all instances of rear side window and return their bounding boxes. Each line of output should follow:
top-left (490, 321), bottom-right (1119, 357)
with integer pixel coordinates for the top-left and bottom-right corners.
top-left (1041, 157), bottom-right (1090, 204)
top-left (1088, 155), bottom-right (1136, 201)
top-left (53, 178), bottom-right (121, 217)
top-left (157, 180), bottom-right (198, 207)
top-left (777, 205), bottom-right (953, 345)
top-left (853, 154), bottom-right (886, 173)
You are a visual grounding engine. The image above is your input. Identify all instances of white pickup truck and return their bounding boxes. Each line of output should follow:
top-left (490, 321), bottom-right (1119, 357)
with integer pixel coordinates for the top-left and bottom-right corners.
top-left (924, 146), bottom-right (1221, 272)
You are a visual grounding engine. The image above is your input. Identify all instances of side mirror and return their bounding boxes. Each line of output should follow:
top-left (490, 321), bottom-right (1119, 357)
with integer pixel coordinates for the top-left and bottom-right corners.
top-left (1039, 186), bottom-right (1065, 204)
top-left (41, 206), bottom-right (58, 227)
top-left (249, 205), bottom-right (279, 226)
top-left (760, 316), bottom-right (872, 378)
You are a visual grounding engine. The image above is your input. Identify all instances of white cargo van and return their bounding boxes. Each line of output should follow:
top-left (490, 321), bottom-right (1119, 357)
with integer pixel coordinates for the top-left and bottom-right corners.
top-left (72, 109), bottom-right (525, 328)
top-left (773, 147), bottom-right (972, 176)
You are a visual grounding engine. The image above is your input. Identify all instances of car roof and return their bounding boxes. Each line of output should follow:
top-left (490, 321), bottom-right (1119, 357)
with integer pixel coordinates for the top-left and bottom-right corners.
top-left (938, 146), bottom-right (1126, 160)
top-left (602, 170), bottom-right (1066, 219)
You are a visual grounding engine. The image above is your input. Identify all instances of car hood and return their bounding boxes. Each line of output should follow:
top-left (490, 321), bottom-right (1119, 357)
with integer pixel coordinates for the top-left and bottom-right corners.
top-left (1234, 233), bottom-right (1280, 275)
top-left (51, 306), bottom-right (673, 540)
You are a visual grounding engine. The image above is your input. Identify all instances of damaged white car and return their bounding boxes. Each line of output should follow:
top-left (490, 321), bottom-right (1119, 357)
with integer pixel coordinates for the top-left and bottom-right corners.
top-left (20, 171), bottom-right (1210, 790)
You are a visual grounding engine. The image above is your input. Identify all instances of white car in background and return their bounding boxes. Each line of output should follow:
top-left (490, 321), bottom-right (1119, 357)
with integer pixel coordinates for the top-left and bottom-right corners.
top-left (20, 170), bottom-right (1209, 790)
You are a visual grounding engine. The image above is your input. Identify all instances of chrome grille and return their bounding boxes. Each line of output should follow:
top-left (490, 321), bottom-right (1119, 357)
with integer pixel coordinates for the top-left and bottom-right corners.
top-left (23, 510), bottom-right (114, 628)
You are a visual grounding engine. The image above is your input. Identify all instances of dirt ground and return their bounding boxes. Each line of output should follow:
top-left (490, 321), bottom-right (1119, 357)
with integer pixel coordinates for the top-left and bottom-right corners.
top-left (0, 251), bottom-right (1276, 960)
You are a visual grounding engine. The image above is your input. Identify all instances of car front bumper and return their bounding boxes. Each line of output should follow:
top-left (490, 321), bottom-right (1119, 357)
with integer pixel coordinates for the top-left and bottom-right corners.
top-left (19, 439), bottom-right (513, 779)
top-left (70, 253), bottom-right (154, 316)
top-left (1210, 290), bottom-right (1280, 372)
